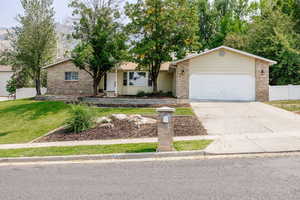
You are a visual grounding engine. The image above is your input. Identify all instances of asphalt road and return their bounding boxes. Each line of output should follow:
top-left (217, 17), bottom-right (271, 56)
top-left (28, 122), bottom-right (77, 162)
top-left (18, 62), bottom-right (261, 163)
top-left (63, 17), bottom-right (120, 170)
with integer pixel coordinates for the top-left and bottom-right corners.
top-left (1, 155), bottom-right (300, 200)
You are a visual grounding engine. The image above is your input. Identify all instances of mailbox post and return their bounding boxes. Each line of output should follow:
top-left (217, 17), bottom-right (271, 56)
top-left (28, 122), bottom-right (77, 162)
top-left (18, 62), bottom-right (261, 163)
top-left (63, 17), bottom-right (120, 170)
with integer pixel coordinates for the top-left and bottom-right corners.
top-left (156, 107), bottom-right (175, 152)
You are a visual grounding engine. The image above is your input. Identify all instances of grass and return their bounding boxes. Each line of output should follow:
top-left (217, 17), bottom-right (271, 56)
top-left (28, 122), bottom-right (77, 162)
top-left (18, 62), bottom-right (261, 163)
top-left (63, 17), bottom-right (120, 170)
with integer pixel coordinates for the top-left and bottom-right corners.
top-left (0, 140), bottom-right (213, 158)
top-left (0, 99), bottom-right (194, 144)
top-left (267, 100), bottom-right (300, 112)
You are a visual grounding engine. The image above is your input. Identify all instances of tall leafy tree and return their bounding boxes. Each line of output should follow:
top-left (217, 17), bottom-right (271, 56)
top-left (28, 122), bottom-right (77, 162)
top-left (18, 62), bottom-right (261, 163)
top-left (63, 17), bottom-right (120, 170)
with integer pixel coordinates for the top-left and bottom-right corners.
top-left (125, 0), bottom-right (199, 93)
top-left (8, 0), bottom-right (56, 95)
top-left (195, 0), bottom-right (254, 50)
top-left (196, 0), bottom-right (217, 50)
top-left (70, 0), bottom-right (127, 96)
top-left (225, 3), bottom-right (300, 85)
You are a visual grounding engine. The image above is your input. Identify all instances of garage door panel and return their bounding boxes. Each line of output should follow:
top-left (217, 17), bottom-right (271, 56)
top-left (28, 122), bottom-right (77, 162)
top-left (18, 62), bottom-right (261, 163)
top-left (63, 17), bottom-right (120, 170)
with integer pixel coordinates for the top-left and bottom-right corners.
top-left (190, 74), bottom-right (255, 101)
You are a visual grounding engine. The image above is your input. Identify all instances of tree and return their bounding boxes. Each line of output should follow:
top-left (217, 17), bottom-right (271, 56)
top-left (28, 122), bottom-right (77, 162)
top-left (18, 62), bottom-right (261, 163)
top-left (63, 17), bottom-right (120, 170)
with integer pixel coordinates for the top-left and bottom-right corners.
top-left (125, 0), bottom-right (199, 93)
top-left (195, 0), bottom-right (255, 50)
top-left (8, 0), bottom-right (56, 95)
top-left (225, 5), bottom-right (300, 85)
top-left (70, 0), bottom-right (127, 96)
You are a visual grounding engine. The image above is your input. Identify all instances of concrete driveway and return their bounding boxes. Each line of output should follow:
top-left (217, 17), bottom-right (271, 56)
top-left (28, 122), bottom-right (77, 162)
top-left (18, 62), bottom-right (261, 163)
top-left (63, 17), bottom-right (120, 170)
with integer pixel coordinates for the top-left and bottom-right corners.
top-left (191, 102), bottom-right (300, 135)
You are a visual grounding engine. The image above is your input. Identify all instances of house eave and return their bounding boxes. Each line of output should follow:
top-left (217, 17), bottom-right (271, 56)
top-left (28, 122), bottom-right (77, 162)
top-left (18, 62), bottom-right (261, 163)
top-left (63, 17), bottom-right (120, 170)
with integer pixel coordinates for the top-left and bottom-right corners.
top-left (172, 46), bottom-right (277, 66)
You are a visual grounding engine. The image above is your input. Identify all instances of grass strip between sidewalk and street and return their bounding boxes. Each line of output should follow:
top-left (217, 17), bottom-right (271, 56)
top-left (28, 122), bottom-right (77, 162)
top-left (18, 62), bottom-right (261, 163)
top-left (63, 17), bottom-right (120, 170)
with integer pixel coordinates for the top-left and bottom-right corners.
top-left (0, 140), bottom-right (213, 158)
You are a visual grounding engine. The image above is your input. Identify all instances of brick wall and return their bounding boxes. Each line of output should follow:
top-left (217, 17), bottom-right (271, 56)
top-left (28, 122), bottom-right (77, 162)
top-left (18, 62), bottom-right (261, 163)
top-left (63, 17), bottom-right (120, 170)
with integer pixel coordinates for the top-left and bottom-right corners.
top-left (175, 60), bottom-right (189, 99)
top-left (255, 59), bottom-right (270, 101)
top-left (46, 61), bottom-right (93, 95)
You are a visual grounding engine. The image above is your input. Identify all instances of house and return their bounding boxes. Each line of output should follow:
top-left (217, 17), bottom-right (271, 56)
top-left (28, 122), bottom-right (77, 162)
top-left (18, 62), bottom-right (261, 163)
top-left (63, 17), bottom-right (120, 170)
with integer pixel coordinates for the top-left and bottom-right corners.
top-left (44, 60), bottom-right (172, 96)
top-left (44, 46), bottom-right (277, 101)
top-left (0, 65), bottom-right (13, 97)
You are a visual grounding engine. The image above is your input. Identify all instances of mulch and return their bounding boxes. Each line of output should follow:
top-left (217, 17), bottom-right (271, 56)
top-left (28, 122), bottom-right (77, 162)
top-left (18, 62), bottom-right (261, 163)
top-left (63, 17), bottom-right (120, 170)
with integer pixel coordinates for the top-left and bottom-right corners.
top-left (36, 116), bottom-right (207, 143)
top-left (91, 104), bottom-right (191, 108)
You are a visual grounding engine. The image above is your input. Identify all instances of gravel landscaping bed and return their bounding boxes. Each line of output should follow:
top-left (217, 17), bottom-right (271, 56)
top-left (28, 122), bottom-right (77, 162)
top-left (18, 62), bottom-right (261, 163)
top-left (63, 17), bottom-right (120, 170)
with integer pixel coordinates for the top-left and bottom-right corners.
top-left (36, 116), bottom-right (207, 142)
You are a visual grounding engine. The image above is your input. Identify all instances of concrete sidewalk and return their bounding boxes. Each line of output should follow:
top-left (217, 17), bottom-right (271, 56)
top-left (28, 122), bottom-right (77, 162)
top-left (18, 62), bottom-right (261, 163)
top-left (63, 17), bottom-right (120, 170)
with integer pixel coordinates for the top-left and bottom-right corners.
top-left (0, 135), bottom-right (217, 150)
top-left (205, 132), bottom-right (300, 154)
top-left (2, 132), bottom-right (300, 155)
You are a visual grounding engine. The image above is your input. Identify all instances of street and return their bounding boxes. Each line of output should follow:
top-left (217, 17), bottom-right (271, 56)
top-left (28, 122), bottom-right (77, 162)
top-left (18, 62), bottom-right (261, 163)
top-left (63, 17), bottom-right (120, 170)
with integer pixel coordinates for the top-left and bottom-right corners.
top-left (1, 155), bottom-right (300, 200)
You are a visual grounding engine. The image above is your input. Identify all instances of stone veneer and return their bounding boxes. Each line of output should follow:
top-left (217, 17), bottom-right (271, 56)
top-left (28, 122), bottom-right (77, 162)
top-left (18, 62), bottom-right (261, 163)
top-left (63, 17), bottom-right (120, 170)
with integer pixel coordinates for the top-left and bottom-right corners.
top-left (255, 59), bottom-right (270, 102)
top-left (46, 61), bottom-right (93, 95)
top-left (174, 60), bottom-right (189, 99)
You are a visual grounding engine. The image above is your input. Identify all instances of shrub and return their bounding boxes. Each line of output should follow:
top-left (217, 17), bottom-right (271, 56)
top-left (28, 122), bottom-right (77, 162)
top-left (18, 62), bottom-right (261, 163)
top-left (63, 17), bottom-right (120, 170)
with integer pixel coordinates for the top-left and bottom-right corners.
top-left (6, 78), bottom-right (17, 95)
top-left (65, 105), bottom-right (95, 133)
top-left (137, 91), bottom-right (147, 97)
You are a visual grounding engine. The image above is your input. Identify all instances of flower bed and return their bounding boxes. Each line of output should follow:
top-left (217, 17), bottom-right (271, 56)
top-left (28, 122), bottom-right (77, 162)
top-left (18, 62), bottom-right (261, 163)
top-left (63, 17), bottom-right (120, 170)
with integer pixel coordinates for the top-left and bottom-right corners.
top-left (35, 115), bottom-right (207, 142)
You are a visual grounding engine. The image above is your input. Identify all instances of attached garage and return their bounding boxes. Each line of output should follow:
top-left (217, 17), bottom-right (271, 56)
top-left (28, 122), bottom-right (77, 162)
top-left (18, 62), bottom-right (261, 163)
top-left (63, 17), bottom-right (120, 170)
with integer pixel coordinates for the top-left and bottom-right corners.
top-left (172, 46), bottom-right (277, 102)
top-left (190, 74), bottom-right (255, 101)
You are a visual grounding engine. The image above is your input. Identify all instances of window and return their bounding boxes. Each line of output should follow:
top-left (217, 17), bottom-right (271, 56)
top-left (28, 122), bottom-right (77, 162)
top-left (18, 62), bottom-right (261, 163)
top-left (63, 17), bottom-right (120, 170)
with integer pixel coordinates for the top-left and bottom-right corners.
top-left (123, 72), bottom-right (127, 86)
top-left (128, 72), bottom-right (147, 86)
top-left (65, 72), bottom-right (79, 81)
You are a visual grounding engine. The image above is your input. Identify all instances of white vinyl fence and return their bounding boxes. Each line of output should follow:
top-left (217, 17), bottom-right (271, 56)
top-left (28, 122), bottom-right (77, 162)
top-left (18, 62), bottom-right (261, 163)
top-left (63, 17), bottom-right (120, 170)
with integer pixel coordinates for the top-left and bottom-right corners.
top-left (269, 85), bottom-right (300, 101)
top-left (16, 88), bottom-right (47, 99)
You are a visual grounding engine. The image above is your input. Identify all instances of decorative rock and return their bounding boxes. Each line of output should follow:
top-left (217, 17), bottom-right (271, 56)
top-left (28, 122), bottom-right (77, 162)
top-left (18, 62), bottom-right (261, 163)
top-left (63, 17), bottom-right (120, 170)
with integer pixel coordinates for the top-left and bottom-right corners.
top-left (111, 114), bottom-right (129, 121)
top-left (128, 115), bottom-right (157, 126)
top-left (96, 117), bottom-right (112, 124)
top-left (99, 123), bottom-right (114, 129)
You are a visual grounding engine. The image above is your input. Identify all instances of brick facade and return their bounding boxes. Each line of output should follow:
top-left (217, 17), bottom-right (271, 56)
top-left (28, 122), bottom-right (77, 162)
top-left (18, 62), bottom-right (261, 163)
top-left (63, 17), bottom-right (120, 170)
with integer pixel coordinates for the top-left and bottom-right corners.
top-left (46, 61), bottom-right (93, 95)
top-left (174, 60), bottom-right (189, 99)
top-left (255, 59), bottom-right (270, 101)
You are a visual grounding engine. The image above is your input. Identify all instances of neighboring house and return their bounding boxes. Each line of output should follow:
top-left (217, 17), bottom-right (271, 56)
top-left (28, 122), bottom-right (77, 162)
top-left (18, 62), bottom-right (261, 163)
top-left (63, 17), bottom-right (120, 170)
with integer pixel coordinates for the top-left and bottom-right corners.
top-left (44, 46), bottom-right (277, 101)
top-left (0, 65), bottom-right (13, 97)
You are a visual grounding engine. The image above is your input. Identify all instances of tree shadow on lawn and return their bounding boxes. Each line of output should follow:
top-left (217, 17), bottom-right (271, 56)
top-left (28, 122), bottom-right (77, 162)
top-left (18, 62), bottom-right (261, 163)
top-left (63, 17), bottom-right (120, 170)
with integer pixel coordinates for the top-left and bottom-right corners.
top-left (125, 148), bottom-right (156, 153)
top-left (0, 101), bottom-right (71, 120)
top-left (0, 131), bottom-right (13, 137)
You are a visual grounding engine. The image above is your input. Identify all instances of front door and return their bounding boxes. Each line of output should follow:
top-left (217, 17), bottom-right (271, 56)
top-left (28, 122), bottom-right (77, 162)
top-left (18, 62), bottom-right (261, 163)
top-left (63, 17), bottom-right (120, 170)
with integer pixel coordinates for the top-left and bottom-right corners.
top-left (106, 73), bottom-right (116, 92)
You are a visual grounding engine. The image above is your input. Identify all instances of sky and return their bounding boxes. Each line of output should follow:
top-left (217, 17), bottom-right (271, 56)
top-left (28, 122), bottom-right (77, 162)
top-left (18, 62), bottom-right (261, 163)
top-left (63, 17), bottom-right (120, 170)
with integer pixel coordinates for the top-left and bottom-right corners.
top-left (0, 0), bottom-right (74, 28)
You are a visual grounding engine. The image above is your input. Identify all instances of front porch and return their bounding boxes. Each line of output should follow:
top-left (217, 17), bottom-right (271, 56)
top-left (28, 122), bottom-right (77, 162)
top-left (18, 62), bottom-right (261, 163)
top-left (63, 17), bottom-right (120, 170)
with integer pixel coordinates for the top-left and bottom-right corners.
top-left (101, 63), bottom-right (174, 97)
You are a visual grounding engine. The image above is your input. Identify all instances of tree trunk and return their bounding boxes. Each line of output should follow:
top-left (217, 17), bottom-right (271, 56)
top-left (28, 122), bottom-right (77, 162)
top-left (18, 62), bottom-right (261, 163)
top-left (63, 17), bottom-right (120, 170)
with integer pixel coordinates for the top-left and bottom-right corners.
top-left (151, 62), bottom-right (161, 94)
top-left (152, 76), bottom-right (158, 94)
top-left (93, 78), bottom-right (99, 97)
top-left (35, 78), bottom-right (41, 96)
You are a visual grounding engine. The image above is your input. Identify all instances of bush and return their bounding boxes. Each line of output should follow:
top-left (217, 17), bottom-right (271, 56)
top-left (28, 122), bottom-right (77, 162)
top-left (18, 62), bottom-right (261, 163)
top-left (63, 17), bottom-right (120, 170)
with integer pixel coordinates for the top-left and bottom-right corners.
top-left (137, 91), bottom-right (147, 97)
top-left (6, 78), bottom-right (17, 95)
top-left (65, 105), bottom-right (95, 133)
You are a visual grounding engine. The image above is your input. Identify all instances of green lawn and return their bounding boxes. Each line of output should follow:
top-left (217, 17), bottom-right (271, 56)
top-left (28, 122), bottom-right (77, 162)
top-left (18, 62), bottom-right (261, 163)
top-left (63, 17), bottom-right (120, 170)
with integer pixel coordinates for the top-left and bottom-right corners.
top-left (0, 140), bottom-right (212, 158)
top-left (0, 99), bottom-right (193, 144)
top-left (267, 100), bottom-right (300, 112)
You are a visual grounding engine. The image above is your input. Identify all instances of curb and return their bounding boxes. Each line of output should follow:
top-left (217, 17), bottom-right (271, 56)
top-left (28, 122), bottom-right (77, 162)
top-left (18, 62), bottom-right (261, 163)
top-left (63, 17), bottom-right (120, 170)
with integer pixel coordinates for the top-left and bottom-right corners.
top-left (1, 150), bottom-right (300, 164)
top-left (0, 150), bottom-right (206, 164)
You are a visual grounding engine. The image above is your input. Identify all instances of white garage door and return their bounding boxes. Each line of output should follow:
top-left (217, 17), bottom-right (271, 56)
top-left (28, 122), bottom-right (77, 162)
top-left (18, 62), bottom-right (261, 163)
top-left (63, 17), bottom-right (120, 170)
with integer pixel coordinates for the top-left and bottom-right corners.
top-left (190, 74), bottom-right (255, 101)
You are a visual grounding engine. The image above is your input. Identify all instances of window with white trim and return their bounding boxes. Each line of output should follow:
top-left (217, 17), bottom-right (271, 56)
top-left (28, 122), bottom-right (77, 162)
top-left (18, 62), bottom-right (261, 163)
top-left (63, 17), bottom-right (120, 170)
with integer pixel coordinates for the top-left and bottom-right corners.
top-left (65, 72), bottom-right (79, 81)
top-left (128, 72), bottom-right (147, 86)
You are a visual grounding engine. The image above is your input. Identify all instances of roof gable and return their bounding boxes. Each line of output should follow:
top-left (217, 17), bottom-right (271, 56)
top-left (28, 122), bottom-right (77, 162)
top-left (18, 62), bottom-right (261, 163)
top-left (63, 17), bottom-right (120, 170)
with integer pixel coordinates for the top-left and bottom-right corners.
top-left (43, 59), bottom-right (72, 69)
top-left (172, 46), bottom-right (277, 65)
